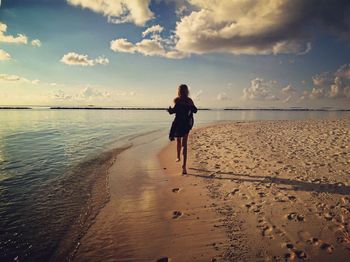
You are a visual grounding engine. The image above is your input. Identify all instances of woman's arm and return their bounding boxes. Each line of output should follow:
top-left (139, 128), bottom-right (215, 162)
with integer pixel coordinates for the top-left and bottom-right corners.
top-left (188, 98), bottom-right (197, 113)
top-left (167, 103), bottom-right (178, 114)
top-left (191, 105), bottom-right (198, 114)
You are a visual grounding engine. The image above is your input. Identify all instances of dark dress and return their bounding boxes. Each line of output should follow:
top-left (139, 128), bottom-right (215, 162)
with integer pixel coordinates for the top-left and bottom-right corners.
top-left (168, 100), bottom-right (197, 141)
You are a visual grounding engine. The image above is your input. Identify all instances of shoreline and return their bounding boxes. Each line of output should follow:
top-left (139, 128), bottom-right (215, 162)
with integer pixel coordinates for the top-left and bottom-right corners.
top-left (71, 128), bottom-right (227, 261)
top-left (52, 145), bottom-right (131, 261)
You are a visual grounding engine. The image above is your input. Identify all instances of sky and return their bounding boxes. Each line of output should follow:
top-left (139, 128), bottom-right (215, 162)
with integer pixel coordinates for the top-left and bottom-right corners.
top-left (0, 0), bottom-right (350, 108)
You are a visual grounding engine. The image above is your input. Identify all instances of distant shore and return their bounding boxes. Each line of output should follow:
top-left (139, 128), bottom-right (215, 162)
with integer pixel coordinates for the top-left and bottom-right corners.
top-left (0, 106), bottom-right (32, 109)
top-left (1, 106), bottom-right (349, 111)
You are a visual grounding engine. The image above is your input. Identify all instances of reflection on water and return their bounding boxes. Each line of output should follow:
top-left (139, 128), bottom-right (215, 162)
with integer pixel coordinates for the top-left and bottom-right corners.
top-left (0, 109), bottom-right (349, 260)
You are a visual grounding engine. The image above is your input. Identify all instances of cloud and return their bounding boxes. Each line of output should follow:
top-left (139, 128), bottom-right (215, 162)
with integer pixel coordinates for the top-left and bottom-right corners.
top-left (0, 22), bottom-right (28, 44)
top-left (142, 24), bottom-right (164, 38)
top-left (51, 87), bottom-right (138, 104)
top-left (172, 0), bottom-right (349, 56)
top-left (52, 87), bottom-right (111, 102)
top-left (280, 84), bottom-right (298, 103)
top-left (0, 73), bottom-right (47, 86)
top-left (309, 87), bottom-right (326, 99)
top-left (242, 78), bottom-right (279, 101)
top-left (60, 52), bottom-right (109, 66)
top-left (335, 64), bottom-right (350, 79)
top-left (31, 39), bottom-right (42, 47)
top-left (331, 64), bottom-right (350, 99)
top-left (67, 0), bottom-right (153, 26)
top-left (173, 1), bottom-right (316, 55)
top-left (312, 72), bottom-right (332, 87)
top-left (78, 86), bottom-right (110, 99)
top-left (0, 74), bottom-right (22, 82)
top-left (217, 92), bottom-right (229, 101)
top-left (110, 38), bottom-right (136, 53)
top-left (0, 73), bottom-right (44, 86)
top-left (107, 0), bottom-right (350, 58)
top-left (282, 84), bottom-right (296, 94)
top-left (0, 49), bottom-right (11, 61)
top-left (307, 64), bottom-right (350, 99)
top-left (282, 95), bottom-right (292, 103)
top-left (192, 89), bottom-right (203, 100)
top-left (52, 89), bottom-right (72, 101)
top-left (329, 76), bottom-right (350, 98)
top-left (110, 25), bottom-right (188, 59)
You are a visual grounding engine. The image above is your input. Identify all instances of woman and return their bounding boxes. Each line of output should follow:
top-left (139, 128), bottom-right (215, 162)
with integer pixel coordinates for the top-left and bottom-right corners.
top-left (167, 84), bottom-right (197, 175)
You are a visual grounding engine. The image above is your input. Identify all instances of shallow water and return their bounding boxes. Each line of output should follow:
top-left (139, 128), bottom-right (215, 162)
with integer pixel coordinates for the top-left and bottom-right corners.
top-left (0, 109), bottom-right (349, 260)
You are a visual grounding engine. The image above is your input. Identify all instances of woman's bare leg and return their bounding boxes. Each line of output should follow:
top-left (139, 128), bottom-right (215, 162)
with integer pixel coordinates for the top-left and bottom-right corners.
top-left (182, 134), bottom-right (188, 174)
top-left (176, 137), bottom-right (181, 161)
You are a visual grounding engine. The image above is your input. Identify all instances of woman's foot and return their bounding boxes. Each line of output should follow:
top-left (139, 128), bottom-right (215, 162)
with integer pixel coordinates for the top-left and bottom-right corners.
top-left (182, 167), bottom-right (187, 175)
top-left (176, 158), bottom-right (181, 162)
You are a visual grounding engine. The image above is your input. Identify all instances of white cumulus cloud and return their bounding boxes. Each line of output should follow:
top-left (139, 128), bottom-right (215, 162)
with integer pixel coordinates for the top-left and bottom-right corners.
top-left (217, 92), bottom-right (229, 101)
top-left (78, 86), bottom-right (110, 100)
top-left (242, 78), bottom-right (279, 101)
top-left (67, 0), bottom-right (153, 26)
top-left (0, 49), bottom-right (11, 61)
top-left (52, 89), bottom-right (72, 101)
top-left (174, 0), bottom-right (313, 55)
top-left (0, 22), bottom-right (28, 44)
top-left (60, 52), bottom-right (109, 66)
top-left (110, 25), bottom-right (188, 59)
top-left (142, 24), bottom-right (164, 38)
top-left (31, 39), bottom-right (42, 47)
top-left (0, 74), bottom-right (22, 82)
top-left (306, 64), bottom-right (350, 99)
top-left (106, 0), bottom-right (350, 58)
top-left (282, 84), bottom-right (296, 94)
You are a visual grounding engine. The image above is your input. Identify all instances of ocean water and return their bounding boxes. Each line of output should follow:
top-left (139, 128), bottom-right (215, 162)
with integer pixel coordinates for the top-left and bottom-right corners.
top-left (0, 108), bottom-right (349, 261)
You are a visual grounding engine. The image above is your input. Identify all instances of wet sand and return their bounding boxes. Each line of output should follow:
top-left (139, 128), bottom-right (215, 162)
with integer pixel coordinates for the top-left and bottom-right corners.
top-left (73, 130), bottom-right (226, 261)
top-left (73, 118), bottom-right (350, 261)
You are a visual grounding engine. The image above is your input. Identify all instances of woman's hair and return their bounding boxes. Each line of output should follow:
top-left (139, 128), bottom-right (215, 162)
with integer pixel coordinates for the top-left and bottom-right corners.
top-left (176, 84), bottom-right (189, 100)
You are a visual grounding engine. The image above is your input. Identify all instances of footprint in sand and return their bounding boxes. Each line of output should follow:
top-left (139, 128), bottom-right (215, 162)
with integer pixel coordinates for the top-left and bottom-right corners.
top-left (227, 188), bottom-right (239, 197)
top-left (259, 224), bottom-right (274, 239)
top-left (172, 211), bottom-right (183, 219)
top-left (306, 237), bottom-right (335, 254)
top-left (307, 237), bottom-right (320, 245)
top-left (320, 242), bottom-right (335, 254)
top-left (284, 242), bottom-right (308, 260)
top-left (295, 250), bottom-right (308, 260)
top-left (284, 252), bottom-right (296, 261)
top-left (285, 243), bottom-right (294, 249)
top-left (286, 212), bottom-right (305, 222)
top-left (172, 188), bottom-right (180, 193)
top-left (287, 195), bottom-right (297, 201)
top-left (341, 196), bottom-right (350, 205)
top-left (257, 192), bottom-right (266, 198)
top-left (324, 212), bottom-right (335, 220)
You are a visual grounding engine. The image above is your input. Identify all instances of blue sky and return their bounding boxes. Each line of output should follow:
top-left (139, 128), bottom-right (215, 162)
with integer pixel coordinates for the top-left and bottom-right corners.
top-left (0, 0), bottom-right (350, 108)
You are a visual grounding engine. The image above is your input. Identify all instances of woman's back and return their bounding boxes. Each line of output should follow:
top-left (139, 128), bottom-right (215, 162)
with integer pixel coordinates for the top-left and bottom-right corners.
top-left (171, 97), bottom-right (197, 119)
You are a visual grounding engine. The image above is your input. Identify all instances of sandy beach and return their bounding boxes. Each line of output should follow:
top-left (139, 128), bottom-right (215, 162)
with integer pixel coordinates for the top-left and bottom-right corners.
top-left (71, 118), bottom-right (350, 261)
top-left (184, 118), bottom-right (350, 261)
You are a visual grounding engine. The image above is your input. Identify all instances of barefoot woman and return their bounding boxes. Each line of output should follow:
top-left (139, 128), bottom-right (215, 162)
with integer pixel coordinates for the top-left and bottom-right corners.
top-left (167, 84), bottom-right (197, 174)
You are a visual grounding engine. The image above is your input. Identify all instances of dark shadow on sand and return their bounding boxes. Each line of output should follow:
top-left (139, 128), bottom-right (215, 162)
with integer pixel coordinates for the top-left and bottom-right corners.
top-left (188, 168), bottom-right (350, 196)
